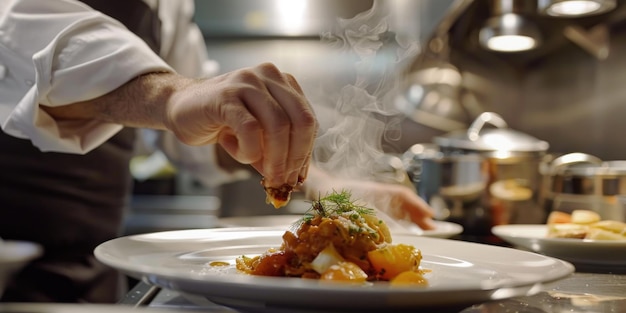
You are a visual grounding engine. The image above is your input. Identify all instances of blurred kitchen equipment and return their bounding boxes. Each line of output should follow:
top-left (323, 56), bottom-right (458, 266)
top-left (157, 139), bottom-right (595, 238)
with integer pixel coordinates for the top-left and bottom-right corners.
top-left (0, 239), bottom-right (42, 297)
top-left (479, 0), bottom-right (542, 53)
top-left (124, 195), bottom-right (221, 235)
top-left (538, 0), bottom-right (617, 17)
top-left (403, 143), bottom-right (489, 235)
top-left (372, 154), bottom-right (416, 190)
top-left (394, 62), bottom-right (473, 132)
top-left (541, 152), bottom-right (626, 221)
top-left (404, 112), bottom-right (549, 235)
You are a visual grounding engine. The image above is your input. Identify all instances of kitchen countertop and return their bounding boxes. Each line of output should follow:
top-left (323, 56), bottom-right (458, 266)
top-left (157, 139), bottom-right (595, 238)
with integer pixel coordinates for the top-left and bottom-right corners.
top-left (114, 266), bottom-right (626, 313)
top-left (1, 234), bottom-right (623, 313)
top-left (1, 271), bottom-right (623, 313)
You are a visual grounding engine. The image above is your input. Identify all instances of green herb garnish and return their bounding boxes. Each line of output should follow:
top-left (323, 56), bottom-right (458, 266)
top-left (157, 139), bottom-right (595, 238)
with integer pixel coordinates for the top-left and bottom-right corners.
top-left (290, 189), bottom-right (376, 232)
top-left (310, 189), bottom-right (375, 217)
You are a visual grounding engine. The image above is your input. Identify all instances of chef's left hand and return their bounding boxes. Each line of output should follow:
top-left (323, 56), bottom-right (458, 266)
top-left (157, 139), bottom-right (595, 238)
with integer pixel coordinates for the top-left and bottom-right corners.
top-left (303, 165), bottom-right (436, 230)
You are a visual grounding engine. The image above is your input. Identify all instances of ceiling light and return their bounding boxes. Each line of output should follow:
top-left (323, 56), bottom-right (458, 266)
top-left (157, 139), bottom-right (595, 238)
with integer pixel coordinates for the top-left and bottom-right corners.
top-left (479, 13), bottom-right (541, 52)
top-left (538, 0), bottom-right (616, 17)
top-left (275, 0), bottom-right (308, 35)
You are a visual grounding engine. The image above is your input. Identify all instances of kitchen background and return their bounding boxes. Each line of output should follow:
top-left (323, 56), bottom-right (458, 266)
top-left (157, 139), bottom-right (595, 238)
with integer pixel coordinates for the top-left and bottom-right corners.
top-left (125, 0), bottom-right (626, 234)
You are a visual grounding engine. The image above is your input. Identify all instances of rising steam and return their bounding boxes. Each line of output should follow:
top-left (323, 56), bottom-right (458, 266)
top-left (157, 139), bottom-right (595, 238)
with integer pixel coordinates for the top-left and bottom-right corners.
top-left (312, 0), bottom-right (421, 182)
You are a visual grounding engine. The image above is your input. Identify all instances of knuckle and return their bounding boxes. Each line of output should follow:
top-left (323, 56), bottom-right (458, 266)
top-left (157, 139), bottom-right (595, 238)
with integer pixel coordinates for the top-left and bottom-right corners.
top-left (299, 109), bottom-right (319, 131)
top-left (239, 71), bottom-right (263, 86)
top-left (258, 62), bottom-right (281, 75)
top-left (228, 67), bottom-right (263, 88)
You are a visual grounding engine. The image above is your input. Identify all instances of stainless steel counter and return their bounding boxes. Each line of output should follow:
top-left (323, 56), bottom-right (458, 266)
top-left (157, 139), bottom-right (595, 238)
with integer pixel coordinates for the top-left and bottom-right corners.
top-left (118, 269), bottom-right (626, 313)
top-left (1, 268), bottom-right (622, 313)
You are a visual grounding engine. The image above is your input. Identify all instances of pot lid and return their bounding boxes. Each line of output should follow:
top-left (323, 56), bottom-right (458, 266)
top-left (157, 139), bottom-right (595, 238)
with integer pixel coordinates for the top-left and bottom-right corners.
top-left (433, 112), bottom-right (549, 152)
top-left (544, 153), bottom-right (626, 177)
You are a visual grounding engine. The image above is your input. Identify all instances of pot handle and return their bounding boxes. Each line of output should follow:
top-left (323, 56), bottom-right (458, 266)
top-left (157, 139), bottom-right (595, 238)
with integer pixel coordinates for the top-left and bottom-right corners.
top-left (401, 143), bottom-right (442, 190)
top-left (543, 152), bottom-right (603, 175)
top-left (467, 112), bottom-right (508, 140)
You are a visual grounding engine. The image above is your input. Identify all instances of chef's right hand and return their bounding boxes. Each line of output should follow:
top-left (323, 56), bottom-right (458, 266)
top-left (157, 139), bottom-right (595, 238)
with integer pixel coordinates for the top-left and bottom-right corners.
top-left (165, 62), bottom-right (318, 189)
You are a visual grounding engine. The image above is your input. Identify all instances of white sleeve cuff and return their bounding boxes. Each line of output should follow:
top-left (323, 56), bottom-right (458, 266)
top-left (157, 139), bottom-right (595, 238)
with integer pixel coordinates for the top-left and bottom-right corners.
top-left (1, 4), bottom-right (172, 154)
top-left (5, 85), bottom-right (123, 153)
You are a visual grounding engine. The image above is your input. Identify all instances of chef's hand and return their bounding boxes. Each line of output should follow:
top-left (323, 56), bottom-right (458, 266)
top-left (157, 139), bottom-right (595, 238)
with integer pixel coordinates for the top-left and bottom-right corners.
top-left (303, 165), bottom-right (436, 230)
top-left (165, 63), bottom-right (318, 188)
top-left (44, 63), bottom-right (318, 189)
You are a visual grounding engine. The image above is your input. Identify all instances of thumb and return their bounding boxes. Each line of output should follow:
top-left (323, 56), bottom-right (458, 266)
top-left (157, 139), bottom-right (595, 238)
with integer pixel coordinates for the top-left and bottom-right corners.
top-left (218, 127), bottom-right (263, 166)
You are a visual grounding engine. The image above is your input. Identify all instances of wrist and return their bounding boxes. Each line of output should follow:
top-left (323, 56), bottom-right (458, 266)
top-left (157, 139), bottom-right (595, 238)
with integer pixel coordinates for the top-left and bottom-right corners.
top-left (135, 72), bottom-right (194, 131)
top-left (42, 71), bottom-right (182, 130)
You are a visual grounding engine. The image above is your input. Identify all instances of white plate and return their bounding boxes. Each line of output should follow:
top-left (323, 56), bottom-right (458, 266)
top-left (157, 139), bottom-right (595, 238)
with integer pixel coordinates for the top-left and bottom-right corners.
top-left (492, 224), bottom-right (626, 267)
top-left (95, 228), bottom-right (573, 311)
top-left (217, 215), bottom-right (463, 239)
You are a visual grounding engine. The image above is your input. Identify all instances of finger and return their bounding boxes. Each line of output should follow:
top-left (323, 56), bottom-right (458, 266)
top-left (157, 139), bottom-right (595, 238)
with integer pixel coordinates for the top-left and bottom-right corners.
top-left (284, 72), bottom-right (305, 95)
top-left (261, 70), bottom-right (317, 185)
top-left (398, 189), bottom-right (436, 230)
top-left (284, 73), bottom-right (317, 183)
top-left (240, 87), bottom-right (291, 185)
top-left (237, 64), bottom-right (315, 186)
top-left (298, 153), bottom-right (311, 182)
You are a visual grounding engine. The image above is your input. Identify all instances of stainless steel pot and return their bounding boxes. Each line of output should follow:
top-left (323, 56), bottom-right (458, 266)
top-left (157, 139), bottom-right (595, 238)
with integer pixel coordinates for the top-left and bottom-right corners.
top-left (540, 152), bottom-right (626, 221)
top-left (404, 112), bottom-right (550, 235)
top-left (403, 143), bottom-right (490, 235)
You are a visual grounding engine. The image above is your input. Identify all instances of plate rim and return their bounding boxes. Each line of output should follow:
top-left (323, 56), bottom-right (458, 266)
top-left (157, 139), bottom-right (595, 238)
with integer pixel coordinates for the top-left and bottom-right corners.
top-left (491, 224), bottom-right (626, 267)
top-left (95, 227), bottom-right (574, 309)
top-left (492, 224), bottom-right (626, 247)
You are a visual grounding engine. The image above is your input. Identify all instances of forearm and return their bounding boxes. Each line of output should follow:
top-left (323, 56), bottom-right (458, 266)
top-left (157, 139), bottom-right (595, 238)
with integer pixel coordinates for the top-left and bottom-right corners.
top-left (41, 62), bottom-right (317, 192)
top-left (42, 70), bottom-right (263, 176)
top-left (42, 72), bottom-right (191, 130)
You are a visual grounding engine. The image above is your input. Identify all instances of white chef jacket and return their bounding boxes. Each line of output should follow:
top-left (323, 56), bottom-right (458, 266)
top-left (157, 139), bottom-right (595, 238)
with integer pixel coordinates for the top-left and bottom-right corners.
top-left (0, 0), bottom-right (248, 187)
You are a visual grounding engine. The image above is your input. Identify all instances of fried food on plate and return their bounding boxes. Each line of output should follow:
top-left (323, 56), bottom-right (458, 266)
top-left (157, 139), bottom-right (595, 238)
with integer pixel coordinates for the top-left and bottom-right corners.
top-left (546, 210), bottom-right (626, 240)
top-left (261, 176), bottom-right (303, 208)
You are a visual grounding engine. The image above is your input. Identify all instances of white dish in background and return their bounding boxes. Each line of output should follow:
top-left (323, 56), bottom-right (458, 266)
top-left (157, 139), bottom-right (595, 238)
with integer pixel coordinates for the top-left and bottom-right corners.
top-left (217, 215), bottom-right (463, 239)
top-left (95, 228), bottom-right (573, 312)
top-left (394, 219), bottom-right (464, 238)
top-left (217, 215), bottom-right (300, 228)
top-left (492, 224), bottom-right (626, 267)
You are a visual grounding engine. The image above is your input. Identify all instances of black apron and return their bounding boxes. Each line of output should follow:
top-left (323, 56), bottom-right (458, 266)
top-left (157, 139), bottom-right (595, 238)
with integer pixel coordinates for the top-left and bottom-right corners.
top-left (0, 0), bottom-right (161, 303)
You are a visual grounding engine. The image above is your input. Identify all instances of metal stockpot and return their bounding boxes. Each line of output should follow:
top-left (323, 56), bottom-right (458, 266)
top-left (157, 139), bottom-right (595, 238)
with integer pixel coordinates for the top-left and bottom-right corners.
top-left (403, 143), bottom-right (490, 234)
top-left (541, 152), bottom-right (626, 221)
top-left (404, 112), bottom-right (550, 235)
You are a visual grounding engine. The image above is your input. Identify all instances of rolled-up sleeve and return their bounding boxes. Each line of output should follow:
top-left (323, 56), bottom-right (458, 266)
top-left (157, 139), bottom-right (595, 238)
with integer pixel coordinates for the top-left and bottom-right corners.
top-left (0, 0), bottom-right (173, 153)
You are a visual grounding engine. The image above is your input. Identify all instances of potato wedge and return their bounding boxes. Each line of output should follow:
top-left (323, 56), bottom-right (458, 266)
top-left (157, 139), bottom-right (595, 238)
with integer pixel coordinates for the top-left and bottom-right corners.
top-left (571, 210), bottom-right (601, 224)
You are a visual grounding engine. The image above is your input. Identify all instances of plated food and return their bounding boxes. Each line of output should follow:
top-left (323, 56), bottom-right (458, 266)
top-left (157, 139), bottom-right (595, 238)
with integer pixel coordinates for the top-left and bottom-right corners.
top-left (546, 210), bottom-right (626, 240)
top-left (236, 190), bottom-right (428, 285)
top-left (217, 215), bottom-right (464, 238)
top-left (94, 224), bottom-right (575, 310)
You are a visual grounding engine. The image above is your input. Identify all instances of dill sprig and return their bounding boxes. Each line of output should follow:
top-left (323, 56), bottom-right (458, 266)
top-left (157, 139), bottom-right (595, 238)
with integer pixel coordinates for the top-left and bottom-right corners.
top-left (313, 189), bottom-right (375, 217)
top-left (290, 189), bottom-right (375, 232)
